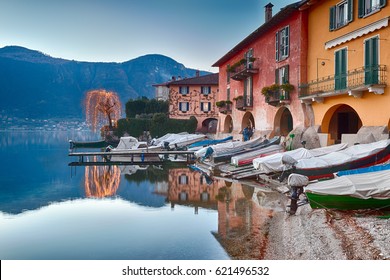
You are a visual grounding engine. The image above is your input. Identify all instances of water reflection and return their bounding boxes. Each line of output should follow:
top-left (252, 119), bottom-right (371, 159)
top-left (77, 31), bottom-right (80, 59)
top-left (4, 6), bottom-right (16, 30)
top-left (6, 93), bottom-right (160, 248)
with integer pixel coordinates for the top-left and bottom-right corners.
top-left (0, 130), bottom-right (285, 259)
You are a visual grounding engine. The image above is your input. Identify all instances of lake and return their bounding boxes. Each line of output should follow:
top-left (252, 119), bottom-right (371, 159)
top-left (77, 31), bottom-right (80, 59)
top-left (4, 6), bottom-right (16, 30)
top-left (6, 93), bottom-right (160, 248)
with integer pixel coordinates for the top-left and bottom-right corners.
top-left (0, 130), bottom-right (283, 260)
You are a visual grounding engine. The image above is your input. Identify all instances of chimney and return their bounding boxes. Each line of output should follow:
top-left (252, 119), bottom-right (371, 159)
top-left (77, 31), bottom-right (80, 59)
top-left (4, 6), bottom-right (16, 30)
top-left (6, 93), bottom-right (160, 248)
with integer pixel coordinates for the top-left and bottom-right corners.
top-left (195, 70), bottom-right (200, 77)
top-left (265, 3), bottom-right (274, 23)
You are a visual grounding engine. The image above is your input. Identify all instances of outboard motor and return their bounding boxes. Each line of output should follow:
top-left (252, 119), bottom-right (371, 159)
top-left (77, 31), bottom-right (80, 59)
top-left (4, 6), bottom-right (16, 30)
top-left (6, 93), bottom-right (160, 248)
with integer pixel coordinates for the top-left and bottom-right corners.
top-left (278, 154), bottom-right (298, 182)
top-left (287, 173), bottom-right (309, 215)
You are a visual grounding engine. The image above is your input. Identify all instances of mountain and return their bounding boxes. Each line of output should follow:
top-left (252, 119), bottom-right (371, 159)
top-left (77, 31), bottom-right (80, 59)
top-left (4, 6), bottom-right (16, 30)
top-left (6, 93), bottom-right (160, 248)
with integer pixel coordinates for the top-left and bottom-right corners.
top-left (0, 46), bottom-right (211, 119)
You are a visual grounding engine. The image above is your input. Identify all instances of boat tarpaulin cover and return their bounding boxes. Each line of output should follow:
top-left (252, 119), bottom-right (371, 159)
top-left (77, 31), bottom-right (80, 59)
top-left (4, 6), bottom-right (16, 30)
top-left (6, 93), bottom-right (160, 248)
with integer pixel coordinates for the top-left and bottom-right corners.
top-left (252, 143), bottom-right (347, 173)
top-left (305, 169), bottom-right (390, 199)
top-left (296, 139), bottom-right (390, 169)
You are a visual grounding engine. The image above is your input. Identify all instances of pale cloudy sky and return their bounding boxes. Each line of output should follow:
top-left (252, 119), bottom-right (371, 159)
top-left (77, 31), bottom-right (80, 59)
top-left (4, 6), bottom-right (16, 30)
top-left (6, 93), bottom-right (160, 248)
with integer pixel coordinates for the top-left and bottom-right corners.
top-left (0, 0), bottom-right (296, 71)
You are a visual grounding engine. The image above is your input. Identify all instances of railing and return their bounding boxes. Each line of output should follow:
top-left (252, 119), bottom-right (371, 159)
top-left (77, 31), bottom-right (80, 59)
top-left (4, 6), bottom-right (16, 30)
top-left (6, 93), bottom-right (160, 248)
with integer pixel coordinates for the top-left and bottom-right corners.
top-left (299, 65), bottom-right (387, 98)
top-left (230, 60), bottom-right (260, 81)
top-left (266, 90), bottom-right (290, 106)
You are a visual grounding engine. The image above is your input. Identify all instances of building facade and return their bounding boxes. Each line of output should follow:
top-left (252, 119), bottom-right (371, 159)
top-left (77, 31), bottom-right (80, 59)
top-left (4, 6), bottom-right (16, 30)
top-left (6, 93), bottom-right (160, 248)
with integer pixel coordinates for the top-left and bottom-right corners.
top-left (299, 0), bottom-right (389, 144)
top-left (213, 2), bottom-right (309, 139)
top-left (165, 73), bottom-right (219, 133)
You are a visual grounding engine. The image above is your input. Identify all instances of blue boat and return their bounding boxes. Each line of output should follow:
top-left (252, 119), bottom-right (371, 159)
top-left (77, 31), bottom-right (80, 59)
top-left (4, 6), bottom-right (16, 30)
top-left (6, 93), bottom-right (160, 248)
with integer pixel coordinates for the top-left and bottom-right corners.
top-left (336, 163), bottom-right (390, 176)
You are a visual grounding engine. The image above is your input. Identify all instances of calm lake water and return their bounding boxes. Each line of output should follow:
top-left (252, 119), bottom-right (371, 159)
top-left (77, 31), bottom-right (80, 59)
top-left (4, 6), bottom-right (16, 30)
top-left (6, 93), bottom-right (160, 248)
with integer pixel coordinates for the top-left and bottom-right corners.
top-left (0, 130), bottom-right (283, 260)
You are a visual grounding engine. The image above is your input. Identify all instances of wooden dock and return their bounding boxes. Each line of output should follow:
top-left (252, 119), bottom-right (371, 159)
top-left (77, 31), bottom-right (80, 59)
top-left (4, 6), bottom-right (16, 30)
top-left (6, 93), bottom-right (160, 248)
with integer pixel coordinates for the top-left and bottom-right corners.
top-left (68, 150), bottom-right (196, 164)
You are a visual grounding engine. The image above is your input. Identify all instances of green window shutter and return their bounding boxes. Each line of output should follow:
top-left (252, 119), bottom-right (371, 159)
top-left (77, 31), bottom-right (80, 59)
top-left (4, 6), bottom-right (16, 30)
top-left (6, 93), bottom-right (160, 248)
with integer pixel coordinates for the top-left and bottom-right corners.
top-left (275, 69), bottom-right (279, 84)
top-left (347, 0), bottom-right (353, 22)
top-left (275, 32), bottom-right (279, 61)
top-left (329, 6), bottom-right (336, 30)
top-left (285, 26), bottom-right (290, 57)
top-left (380, 0), bottom-right (387, 8)
top-left (200, 102), bottom-right (204, 111)
top-left (283, 65), bottom-right (289, 84)
top-left (358, 0), bottom-right (364, 18)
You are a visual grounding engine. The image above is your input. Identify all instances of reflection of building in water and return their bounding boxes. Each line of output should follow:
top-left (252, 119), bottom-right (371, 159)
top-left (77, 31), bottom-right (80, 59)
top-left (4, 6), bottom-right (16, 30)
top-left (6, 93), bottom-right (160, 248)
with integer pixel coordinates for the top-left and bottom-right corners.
top-left (214, 180), bottom-right (274, 259)
top-left (84, 162), bottom-right (121, 198)
top-left (168, 168), bottom-right (219, 213)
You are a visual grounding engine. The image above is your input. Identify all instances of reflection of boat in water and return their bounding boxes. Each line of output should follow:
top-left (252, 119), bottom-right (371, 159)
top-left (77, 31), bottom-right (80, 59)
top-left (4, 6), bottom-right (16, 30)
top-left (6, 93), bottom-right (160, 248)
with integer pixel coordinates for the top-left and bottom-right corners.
top-left (119, 165), bottom-right (149, 175)
top-left (105, 136), bottom-right (162, 163)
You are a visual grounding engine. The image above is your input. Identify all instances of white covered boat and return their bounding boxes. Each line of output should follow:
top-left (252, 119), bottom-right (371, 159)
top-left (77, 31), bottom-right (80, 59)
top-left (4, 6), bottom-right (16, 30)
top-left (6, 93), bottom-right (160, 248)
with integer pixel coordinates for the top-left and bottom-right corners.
top-left (231, 144), bottom-right (285, 167)
top-left (106, 136), bottom-right (162, 162)
top-left (252, 143), bottom-right (348, 174)
top-left (304, 168), bottom-right (390, 210)
top-left (194, 136), bottom-right (269, 162)
top-left (294, 139), bottom-right (390, 180)
top-left (151, 133), bottom-right (207, 150)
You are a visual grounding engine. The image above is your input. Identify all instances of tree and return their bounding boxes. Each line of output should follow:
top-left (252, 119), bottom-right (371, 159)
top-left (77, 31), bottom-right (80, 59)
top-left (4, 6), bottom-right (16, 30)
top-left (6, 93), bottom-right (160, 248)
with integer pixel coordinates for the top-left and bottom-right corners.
top-left (85, 89), bottom-right (122, 131)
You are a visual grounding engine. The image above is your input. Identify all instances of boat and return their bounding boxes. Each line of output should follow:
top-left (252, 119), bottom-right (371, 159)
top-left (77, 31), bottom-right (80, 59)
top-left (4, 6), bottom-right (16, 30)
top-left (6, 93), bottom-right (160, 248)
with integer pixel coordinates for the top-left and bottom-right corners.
top-left (151, 133), bottom-right (207, 150)
top-left (230, 144), bottom-right (285, 167)
top-left (187, 136), bottom-right (233, 151)
top-left (252, 143), bottom-right (348, 174)
top-left (294, 139), bottom-right (390, 180)
top-left (69, 139), bottom-right (119, 149)
top-left (304, 169), bottom-right (390, 210)
top-left (165, 133), bottom-right (207, 150)
top-left (336, 162), bottom-right (390, 177)
top-left (105, 136), bottom-right (162, 162)
top-left (195, 136), bottom-right (280, 163)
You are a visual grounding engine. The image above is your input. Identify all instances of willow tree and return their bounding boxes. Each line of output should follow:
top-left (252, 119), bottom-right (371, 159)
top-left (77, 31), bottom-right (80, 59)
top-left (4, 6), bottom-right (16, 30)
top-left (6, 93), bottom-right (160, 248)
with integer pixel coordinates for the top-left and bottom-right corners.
top-left (85, 89), bottom-right (122, 131)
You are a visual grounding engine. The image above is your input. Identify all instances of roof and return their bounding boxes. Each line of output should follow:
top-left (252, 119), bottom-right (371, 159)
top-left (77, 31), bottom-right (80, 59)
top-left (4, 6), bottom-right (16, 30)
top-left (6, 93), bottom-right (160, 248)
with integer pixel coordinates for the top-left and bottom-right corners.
top-left (166, 73), bottom-right (219, 86)
top-left (212, 1), bottom-right (307, 67)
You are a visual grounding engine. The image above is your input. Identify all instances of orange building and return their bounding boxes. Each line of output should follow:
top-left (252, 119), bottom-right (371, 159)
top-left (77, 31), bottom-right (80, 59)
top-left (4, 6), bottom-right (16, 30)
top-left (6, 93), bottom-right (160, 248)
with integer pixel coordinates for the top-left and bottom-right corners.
top-left (299, 0), bottom-right (389, 144)
top-left (164, 73), bottom-right (219, 133)
top-left (212, 2), bottom-right (309, 140)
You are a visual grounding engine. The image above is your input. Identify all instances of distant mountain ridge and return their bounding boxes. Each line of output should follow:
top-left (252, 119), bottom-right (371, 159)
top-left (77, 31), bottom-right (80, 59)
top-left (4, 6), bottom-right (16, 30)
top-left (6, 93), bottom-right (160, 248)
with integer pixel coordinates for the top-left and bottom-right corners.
top-left (0, 46), bottom-right (211, 119)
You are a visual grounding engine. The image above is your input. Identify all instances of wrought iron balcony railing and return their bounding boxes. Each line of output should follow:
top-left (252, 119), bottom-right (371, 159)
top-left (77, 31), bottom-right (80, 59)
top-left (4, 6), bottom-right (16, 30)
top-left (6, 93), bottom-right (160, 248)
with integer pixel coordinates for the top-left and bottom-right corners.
top-left (299, 65), bottom-right (387, 101)
top-left (230, 60), bottom-right (259, 81)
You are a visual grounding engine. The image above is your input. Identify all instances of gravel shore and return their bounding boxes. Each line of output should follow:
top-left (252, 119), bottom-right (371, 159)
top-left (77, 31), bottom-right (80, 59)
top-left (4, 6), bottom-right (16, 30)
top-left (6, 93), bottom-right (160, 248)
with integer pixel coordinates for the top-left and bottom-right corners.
top-left (264, 202), bottom-right (390, 260)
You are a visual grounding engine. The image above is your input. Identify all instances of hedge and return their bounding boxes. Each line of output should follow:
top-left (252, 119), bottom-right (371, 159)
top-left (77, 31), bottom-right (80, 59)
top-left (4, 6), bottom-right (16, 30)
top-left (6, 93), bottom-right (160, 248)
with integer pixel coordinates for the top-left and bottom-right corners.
top-left (115, 114), bottom-right (198, 138)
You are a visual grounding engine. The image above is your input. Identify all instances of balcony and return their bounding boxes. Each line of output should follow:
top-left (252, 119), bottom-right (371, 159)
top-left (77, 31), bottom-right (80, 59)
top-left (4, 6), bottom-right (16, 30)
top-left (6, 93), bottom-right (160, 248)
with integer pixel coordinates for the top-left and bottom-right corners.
top-left (218, 103), bottom-right (232, 114)
top-left (229, 60), bottom-right (259, 81)
top-left (299, 65), bottom-right (387, 103)
top-left (234, 96), bottom-right (253, 111)
top-left (265, 90), bottom-right (291, 107)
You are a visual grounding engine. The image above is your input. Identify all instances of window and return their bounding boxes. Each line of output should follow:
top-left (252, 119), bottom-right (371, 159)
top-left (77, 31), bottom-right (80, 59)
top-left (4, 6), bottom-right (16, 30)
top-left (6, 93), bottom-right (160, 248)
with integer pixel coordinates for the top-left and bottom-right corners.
top-left (335, 48), bottom-right (347, 90)
top-left (179, 102), bottom-right (189, 112)
top-left (178, 174), bottom-right (189, 185)
top-left (275, 26), bottom-right (289, 61)
top-left (330, 0), bottom-right (353, 30)
top-left (275, 65), bottom-right (289, 84)
top-left (179, 86), bottom-right (189, 95)
top-left (200, 102), bottom-right (211, 112)
top-left (201, 86), bottom-right (211, 95)
top-left (245, 49), bottom-right (254, 68)
top-left (364, 36), bottom-right (379, 84)
top-left (358, 0), bottom-right (386, 17)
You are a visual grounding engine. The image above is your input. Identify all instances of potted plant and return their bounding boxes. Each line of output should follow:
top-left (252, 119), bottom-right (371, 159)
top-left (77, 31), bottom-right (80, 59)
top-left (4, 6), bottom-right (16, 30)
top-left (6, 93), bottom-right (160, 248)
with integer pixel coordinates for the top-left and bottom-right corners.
top-left (234, 95), bottom-right (244, 109)
top-left (216, 100), bottom-right (226, 108)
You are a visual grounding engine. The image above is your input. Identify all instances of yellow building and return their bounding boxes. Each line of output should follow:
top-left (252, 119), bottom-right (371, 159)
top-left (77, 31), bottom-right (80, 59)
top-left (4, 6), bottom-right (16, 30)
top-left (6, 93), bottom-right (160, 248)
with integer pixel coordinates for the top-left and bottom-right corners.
top-left (300, 0), bottom-right (389, 144)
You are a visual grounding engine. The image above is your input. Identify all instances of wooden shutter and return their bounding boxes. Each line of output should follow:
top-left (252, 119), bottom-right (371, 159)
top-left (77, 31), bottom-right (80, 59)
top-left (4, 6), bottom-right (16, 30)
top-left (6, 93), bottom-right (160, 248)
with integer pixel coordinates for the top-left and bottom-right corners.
top-left (358, 0), bottom-right (364, 18)
top-left (285, 26), bottom-right (290, 58)
top-left (275, 32), bottom-right (279, 61)
top-left (347, 0), bottom-right (353, 23)
top-left (330, 6), bottom-right (336, 30)
top-left (283, 65), bottom-right (289, 84)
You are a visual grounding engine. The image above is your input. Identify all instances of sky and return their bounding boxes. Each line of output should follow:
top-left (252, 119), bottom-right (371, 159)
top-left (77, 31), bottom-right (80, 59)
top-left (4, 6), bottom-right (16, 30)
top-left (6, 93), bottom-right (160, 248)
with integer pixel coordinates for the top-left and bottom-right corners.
top-left (0, 0), bottom-right (296, 72)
